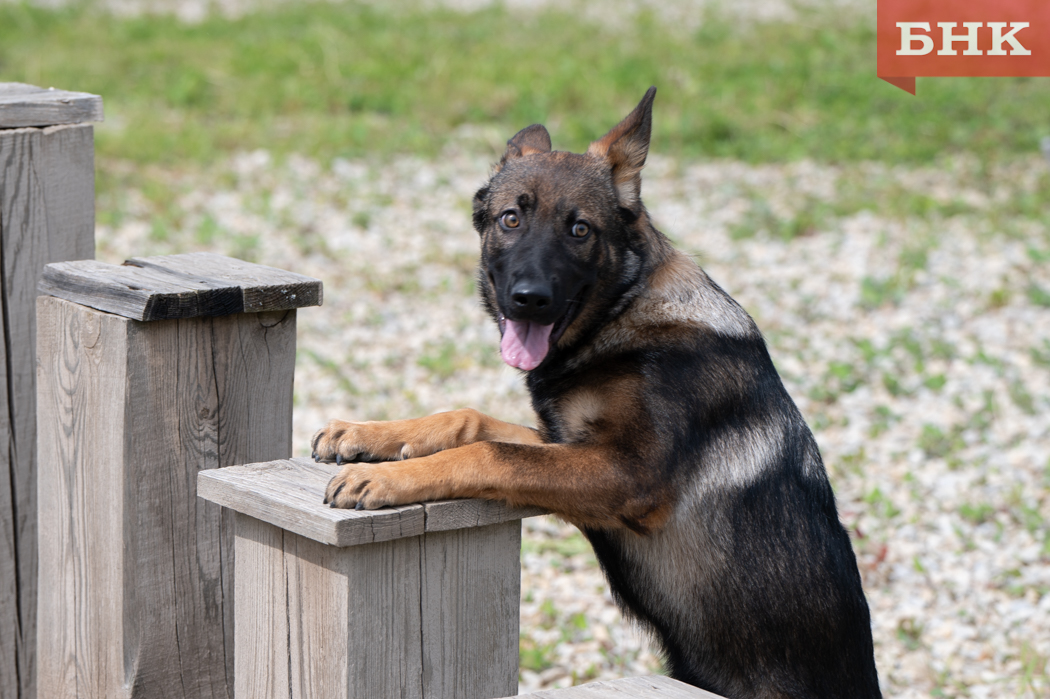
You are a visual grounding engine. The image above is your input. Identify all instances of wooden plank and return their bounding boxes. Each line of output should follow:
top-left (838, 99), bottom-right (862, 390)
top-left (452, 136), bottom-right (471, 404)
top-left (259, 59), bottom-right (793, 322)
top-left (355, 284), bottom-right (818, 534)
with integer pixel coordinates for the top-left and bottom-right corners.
top-left (198, 459), bottom-right (425, 547)
top-left (39, 259), bottom-right (242, 321)
top-left (0, 83), bottom-right (103, 129)
top-left (0, 211), bottom-right (17, 699)
top-left (211, 308), bottom-right (299, 689)
top-left (234, 517), bottom-right (430, 699)
top-left (338, 533), bottom-right (424, 698)
top-left (4, 121), bottom-right (96, 699)
top-left (424, 498), bottom-right (547, 532)
top-left (420, 521), bottom-right (520, 699)
top-left (127, 252), bottom-right (323, 313)
top-left (121, 315), bottom-right (224, 699)
top-left (1, 125), bottom-right (48, 699)
top-left (39, 124), bottom-right (96, 262)
top-left (197, 457), bottom-right (545, 546)
top-left (234, 515), bottom-right (290, 699)
top-left (39, 255), bottom-right (323, 321)
top-left (285, 530), bottom-right (347, 699)
top-left (36, 298), bottom-right (301, 697)
top-left (507, 675), bottom-right (725, 698)
top-left (2, 115), bottom-right (96, 699)
top-left (35, 296), bottom-right (128, 699)
top-left (281, 528), bottom-right (426, 698)
top-left (120, 309), bottom-right (300, 697)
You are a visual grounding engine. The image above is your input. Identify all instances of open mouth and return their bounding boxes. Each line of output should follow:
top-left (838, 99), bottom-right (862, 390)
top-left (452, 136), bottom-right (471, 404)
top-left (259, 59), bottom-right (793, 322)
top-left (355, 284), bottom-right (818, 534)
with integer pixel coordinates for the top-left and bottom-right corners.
top-left (497, 287), bottom-right (586, 371)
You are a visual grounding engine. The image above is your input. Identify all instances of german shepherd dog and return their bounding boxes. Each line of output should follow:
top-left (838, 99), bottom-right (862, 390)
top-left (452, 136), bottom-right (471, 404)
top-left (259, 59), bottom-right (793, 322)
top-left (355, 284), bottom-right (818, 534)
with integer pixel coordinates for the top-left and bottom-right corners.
top-left (312, 88), bottom-right (881, 699)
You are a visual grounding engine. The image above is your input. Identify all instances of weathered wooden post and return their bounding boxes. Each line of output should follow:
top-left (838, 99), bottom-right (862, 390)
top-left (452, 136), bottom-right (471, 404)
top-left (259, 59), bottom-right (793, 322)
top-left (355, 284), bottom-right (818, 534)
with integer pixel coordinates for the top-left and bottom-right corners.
top-left (35, 252), bottom-right (321, 698)
top-left (198, 458), bottom-right (544, 698)
top-left (0, 82), bottom-right (102, 699)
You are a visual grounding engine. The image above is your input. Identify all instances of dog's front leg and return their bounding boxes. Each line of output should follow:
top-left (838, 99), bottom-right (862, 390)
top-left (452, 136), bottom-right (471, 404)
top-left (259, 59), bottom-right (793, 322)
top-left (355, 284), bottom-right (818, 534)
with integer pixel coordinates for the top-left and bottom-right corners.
top-left (311, 408), bottom-right (542, 463)
top-left (324, 440), bottom-right (671, 533)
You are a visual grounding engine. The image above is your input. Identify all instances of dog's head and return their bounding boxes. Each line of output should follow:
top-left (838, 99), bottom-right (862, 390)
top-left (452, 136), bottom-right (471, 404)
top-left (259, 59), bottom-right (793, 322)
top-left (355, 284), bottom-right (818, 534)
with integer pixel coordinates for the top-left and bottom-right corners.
top-left (474, 87), bottom-right (657, 371)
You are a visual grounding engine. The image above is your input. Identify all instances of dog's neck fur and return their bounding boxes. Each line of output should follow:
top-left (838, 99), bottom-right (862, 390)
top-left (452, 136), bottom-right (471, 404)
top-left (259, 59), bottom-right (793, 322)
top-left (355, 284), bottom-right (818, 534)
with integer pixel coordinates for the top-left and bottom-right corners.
top-left (554, 211), bottom-right (759, 372)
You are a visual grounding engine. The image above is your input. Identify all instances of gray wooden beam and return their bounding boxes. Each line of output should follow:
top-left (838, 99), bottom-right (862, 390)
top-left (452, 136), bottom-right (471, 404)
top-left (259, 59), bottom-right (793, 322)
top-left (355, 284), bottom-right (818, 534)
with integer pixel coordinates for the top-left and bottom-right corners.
top-left (0, 83), bottom-right (103, 129)
top-left (197, 457), bottom-right (545, 547)
top-left (1, 117), bottom-right (97, 698)
top-left (40, 252), bottom-right (323, 321)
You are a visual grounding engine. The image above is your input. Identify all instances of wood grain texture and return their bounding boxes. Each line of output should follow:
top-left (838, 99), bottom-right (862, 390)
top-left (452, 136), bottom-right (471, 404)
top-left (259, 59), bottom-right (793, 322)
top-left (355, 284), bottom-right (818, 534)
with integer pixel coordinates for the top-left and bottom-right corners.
top-left (233, 514), bottom-right (520, 699)
top-left (197, 457), bottom-right (544, 546)
top-left (40, 253), bottom-right (322, 321)
top-left (0, 83), bottom-right (103, 128)
top-left (424, 498), bottom-right (546, 533)
top-left (505, 675), bottom-right (725, 698)
top-left (36, 296), bottom-right (128, 699)
top-left (0, 256), bottom-right (16, 699)
top-left (210, 308), bottom-right (299, 686)
top-left (292, 524), bottom-right (424, 698)
top-left (0, 126), bottom-right (46, 699)
top-left (285, 529), bottom-right (351, 699)
top-left (36, 297), bottom-right (298, 698)
top-left (39, 125), bottom-right (96, 262)
top-left (234, 515), bottom-right (290, 699)
top-left (199, 459), bottom-right (425, 547)
top-left (2, 121), bottom-right (96, 699)
top-left (127, 253), bottom-right (324, 313)
top-left (420, 521), bottom-right (520, 699)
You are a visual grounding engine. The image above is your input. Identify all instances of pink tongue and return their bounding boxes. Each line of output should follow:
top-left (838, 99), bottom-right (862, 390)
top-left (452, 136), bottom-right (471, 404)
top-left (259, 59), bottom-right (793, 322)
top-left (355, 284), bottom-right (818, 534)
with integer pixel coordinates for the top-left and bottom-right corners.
top-left (500, 319), bottom-right (554, 370)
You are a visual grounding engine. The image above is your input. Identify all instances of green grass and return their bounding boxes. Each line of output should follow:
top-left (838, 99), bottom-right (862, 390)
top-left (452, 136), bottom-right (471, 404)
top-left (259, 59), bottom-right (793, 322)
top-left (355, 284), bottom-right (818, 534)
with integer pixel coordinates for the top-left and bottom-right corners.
top-left (3, 1), bottom-right (1050, 167)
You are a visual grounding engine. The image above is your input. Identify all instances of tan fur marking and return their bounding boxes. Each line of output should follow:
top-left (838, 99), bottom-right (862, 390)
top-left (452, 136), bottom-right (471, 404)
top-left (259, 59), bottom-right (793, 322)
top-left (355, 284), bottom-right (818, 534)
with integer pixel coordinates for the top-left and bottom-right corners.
top-left (311, 408), bottom-right (541, 463)
top-left (321, 377), bottom-right (670, 531)
top-left (325, 440), bottom-right (668, 531)
top-left (648, 249), bottom-right (705, 301)
top-left (568, 251), bottom-right (757, 369)
top-left (557, 373), bottom-right (647, 444)
top-left (558, 388), bottom-right (605, 441)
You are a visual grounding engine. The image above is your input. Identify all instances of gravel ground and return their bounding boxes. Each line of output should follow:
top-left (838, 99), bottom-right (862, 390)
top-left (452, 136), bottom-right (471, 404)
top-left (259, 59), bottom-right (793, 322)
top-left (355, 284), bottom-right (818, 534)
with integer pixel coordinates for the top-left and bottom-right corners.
top-left (93, 138), bottom-right (1050, 696)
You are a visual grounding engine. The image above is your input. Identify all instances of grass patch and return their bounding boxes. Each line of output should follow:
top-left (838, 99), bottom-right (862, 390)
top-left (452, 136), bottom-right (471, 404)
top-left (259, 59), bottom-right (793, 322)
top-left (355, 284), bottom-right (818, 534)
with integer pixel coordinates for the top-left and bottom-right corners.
top-left (1028, 284), bottom-right (1050, 308)
top-left (918, 423), bottom-right (966, 465)
top-left (959, 502), bottom-right (996, 525)
top-left (4, 2), bottom-right (1050, 169)
top-left (417, 340), bottom-right (474, 379)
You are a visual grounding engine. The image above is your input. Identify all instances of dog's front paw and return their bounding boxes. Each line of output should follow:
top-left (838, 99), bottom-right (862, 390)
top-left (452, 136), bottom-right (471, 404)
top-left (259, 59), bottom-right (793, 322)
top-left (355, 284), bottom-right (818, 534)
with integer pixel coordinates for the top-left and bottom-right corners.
top-left (324, 463), bottom-right (407, 510)
top-left (311, 419), bottom-right (408, 464)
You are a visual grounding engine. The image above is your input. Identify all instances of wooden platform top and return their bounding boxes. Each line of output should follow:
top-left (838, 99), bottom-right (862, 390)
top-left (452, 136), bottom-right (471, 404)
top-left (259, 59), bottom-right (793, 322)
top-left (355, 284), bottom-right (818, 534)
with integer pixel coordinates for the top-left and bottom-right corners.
top-left (39, 252), bottom-right (323, 321)
top-left (506, 675), bottom-right (723, 698)
top-left (0, 82), bottom-right (104, 128)
top-left (198, 457), bottom-right (547, 547)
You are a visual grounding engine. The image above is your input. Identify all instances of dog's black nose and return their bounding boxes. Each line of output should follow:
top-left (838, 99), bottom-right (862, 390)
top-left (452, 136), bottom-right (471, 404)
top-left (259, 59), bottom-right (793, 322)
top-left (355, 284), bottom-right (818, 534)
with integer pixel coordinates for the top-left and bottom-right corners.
top-left (510, 284), bottom-right (552, 314)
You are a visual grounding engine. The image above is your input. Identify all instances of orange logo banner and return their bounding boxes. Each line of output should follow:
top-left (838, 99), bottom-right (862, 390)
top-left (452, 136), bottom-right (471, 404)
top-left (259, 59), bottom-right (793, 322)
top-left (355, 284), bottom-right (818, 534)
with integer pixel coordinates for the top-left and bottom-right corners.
top-left (878, 0), bottom-right (1050, 94)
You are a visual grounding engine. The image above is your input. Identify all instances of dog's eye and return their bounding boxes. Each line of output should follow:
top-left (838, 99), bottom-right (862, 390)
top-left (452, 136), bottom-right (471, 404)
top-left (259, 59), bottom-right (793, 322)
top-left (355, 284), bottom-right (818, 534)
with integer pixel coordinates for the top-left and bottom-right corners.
top-left (570, 221), bottom-right (590, 238)
top-left (500, 212), bottom-right (520, 229)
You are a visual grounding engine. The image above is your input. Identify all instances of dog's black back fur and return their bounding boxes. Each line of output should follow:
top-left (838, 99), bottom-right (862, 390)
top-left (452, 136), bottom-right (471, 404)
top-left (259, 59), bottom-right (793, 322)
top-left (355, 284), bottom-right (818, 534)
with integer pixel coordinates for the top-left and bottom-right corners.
top-left (528, 302), bottom-right (879, 698)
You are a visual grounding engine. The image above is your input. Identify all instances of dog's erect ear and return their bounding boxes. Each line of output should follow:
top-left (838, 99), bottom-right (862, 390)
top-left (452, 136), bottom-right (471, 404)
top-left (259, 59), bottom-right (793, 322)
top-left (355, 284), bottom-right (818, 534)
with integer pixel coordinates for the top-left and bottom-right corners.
top-left (495, 124), bottom-right (552, 172)
top-left (505, 124), bottom-right (552, 158)
top-left (588, 87), bottom-right (656, 211)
